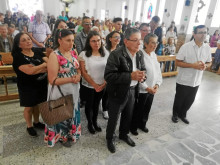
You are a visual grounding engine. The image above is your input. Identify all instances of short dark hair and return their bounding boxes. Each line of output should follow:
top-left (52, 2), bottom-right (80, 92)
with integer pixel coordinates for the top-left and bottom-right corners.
top-left (193, 25), bottom-right (206, 34)
top-left (54, 29), bottom-right (73, 49)
top-left (124, 28), bottom-right (140, 39)
top-left (83, 31), bottom-right (105, 57)
top-left (139, 23), bottom-right (150, 30)
top-left (113, 17), bottom-right (122, 23)
top-left (151, 16), bottom-right (160, 23)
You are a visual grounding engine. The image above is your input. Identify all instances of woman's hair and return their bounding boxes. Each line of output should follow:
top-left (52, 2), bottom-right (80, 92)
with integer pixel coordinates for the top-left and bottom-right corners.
top-left (12, 32), bottom-right (30, 57)
top-left (213, 30), bottom-right (219, 36)
top-left (167, 37), bottom-right (174, 44)
top-left (143, 33), bottom-right (158, 49)
top-left (52, 19), bottom-right (67, 36)
top-left (105, 31), bottom-right (120, 51)
top-left (83, 31), bottom-right (105, 57)
top-left (54, 29), bottom-right (73, 50)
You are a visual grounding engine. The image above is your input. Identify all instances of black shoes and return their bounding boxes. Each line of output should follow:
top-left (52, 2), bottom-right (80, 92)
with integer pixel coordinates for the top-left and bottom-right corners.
top-left (88, 124), bottom-right (96, 134)
top-left (107, 139), bottom-right (116, 153)
top-left (33, 122), bottom-right (45, 129)
top-left (172, 116), bottom-right (178, 123)
top-left (180, 117), bottom-right (189, 124)
top-left (119, 135), bottom-right (136, 147)
top-left (27, 127), bottom-right (38, 137)
top-left (130, 129), bottom-right (139, 136)
top-left (139, 127), bottom-right (149, 133)
top-left (60, 140), bottom-right (72, 148)
top-left (93, 124), bottom-right (102, 132)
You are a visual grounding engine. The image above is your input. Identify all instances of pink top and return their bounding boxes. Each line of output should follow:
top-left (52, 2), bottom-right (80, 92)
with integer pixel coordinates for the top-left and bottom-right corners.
top-left (210, 35), bottom-right (220, 47)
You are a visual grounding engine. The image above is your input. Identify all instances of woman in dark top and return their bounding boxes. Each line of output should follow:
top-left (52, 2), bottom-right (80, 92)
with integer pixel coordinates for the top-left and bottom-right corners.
top-left (12, 32), bottom-right (48, 137)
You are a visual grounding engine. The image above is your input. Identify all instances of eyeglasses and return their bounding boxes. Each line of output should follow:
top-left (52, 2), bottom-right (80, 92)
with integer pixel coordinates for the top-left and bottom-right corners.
top-left (84, 23), bottom-right (92, 26)
top-left (196, 31), bottom-right (207, 34)
top-left (141, 29), bottom-right (151, 33)
top-left (127, 39), bottom-right (141, 43)
top-left (150, 41), bottom-right (159, 45)
top-left (90, 39), bottom-right (101, 43)
top-left (112, 36), bottom-right (121, 40)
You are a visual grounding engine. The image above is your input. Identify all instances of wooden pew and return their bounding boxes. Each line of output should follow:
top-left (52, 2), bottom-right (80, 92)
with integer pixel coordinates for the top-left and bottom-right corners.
top-left (157, 55), bottom-right (178, 77)
top-left (0, 65), bottom-right (19, 101)
top-left (0, 52), bottom-right (13, 65)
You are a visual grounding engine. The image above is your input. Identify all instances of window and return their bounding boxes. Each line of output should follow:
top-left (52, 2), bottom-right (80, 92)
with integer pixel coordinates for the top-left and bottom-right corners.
top-left (158, 0), bottom-right (166, 21)
top-left (135, 0), bottom-right (142, 22)
top-left (174, 0), bottom-right (185, 25)
top-left (121, 1), bottom-right (126, 21)
top-left (211, 0), bottom-right (220, 27)
top-left (8, 0), bottom-right (43, 17)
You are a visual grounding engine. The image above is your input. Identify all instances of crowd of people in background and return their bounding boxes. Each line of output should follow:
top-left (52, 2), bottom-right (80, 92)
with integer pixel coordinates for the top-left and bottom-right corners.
top-left (0, 8), bottom-right (218, 153)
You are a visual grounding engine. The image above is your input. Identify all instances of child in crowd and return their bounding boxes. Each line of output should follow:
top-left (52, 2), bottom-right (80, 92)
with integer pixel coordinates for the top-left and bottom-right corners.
top-left (164, 37), bottom-right (176, 72)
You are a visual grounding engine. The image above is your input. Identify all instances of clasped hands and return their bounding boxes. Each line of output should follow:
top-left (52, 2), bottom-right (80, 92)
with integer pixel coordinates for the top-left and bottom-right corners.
top-left (193, 61), bottom-right (206, 70)
top-left (131, 70), bottom-right (146, 82)
top-left (71, 74), bottom-right (81, 84)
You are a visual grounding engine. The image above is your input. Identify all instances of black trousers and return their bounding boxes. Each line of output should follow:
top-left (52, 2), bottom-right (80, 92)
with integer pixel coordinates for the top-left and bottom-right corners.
top-left (84, 86), bottom-right (104, 125)
top-left (102, 89), bottom-right (108, 112)
top-left (173, 83), bottom-right (199, 118)
top-left (130, 93), bottom-right (154, 131)
top-left (106, 87), bottom-right (135, 140)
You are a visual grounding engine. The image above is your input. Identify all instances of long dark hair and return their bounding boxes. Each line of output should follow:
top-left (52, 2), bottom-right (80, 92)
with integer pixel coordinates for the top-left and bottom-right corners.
top-left (83, 31), bottom-right (105, 57)
top-left (12, 32), bottom-right (30, 57)
top-left (52, 19), bottom-right (67, 36)
top-left (54, 29), bottom-right (73, 50)
top-left (105, 31), bottom-right (120, 52)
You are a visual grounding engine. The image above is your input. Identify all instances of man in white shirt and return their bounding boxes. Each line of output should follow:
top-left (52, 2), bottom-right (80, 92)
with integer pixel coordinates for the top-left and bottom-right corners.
top-left (172, 25), bottom-right (212, 124)
top-left (8, 24), bottom-right (19, 39)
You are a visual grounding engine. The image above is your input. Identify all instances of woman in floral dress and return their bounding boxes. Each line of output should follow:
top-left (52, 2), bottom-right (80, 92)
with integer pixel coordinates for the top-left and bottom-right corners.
top-left (45, 29), bottom-right (81, 147)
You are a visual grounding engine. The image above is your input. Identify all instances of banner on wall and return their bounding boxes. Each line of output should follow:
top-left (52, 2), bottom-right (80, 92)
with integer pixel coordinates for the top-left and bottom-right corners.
top-left (147, 3), bottom-right (152, 19)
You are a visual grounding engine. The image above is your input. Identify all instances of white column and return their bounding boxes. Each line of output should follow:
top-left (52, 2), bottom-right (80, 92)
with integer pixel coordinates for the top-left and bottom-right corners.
top-left (205, 0), bottom-right (218, 28)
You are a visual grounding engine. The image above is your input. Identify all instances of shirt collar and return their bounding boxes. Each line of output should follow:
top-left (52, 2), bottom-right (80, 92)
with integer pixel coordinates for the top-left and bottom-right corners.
top-left (125, 47), bottom-right (136, 59)
top-left (192, 39), bottom-right (204, 48)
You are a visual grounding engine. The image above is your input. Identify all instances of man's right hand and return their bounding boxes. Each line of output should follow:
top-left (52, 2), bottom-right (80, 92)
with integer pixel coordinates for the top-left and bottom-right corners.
top-left (193, 61), bottom-right (205, 70)
top-left (131, 70), bottom-right (146, 82)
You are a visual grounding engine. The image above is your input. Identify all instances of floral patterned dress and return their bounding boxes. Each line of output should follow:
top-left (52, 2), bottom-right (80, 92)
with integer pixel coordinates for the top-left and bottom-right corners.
top-left (44, 49), bottom-right (81, 147)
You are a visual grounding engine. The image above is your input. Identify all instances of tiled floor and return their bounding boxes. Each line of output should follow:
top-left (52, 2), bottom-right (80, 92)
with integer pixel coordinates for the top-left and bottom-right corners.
top-left (0, 71), bottom-right (219, 165)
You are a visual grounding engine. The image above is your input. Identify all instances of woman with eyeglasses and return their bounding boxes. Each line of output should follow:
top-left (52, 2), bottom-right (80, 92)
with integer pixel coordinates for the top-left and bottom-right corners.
top-left (130, 33), bottom-right (162, 136)
top-left (79, 31), bottom-right (109, 134)
top-left (12, 33), bottom-right (48, 137)
top-left (210, 30), bottom-right (220, 47)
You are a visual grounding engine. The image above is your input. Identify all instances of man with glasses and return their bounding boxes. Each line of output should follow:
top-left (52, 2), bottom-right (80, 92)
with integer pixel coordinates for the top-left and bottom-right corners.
top-left (104, 28), bottom-right (146, 153)
top-left (28, 10), bottom-right (51, 53)
top-left (139, 23), bottom-right (151, 48)
top-left (172, 25), bottom-right (212, 124)
top-left (74, 16), bottom-right (92, 54)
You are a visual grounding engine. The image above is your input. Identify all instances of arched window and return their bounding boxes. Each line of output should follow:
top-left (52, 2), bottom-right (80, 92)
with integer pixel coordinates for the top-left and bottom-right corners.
top-left (211, 0), bottom-right (220, 27)
top-left (174, 0), bottom-right (185, 25)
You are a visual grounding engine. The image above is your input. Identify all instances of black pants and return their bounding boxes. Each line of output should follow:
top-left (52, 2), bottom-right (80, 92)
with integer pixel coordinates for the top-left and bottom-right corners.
top-left (84, 86), bottom-right (104, 125)
top-left (173, 83), bottom-right (199, 118)
top-left (106, 87), bottom-right (135, 140)
top-left (130, 93), bottom-right (154, 131)
top-left (102, 89), bottom-right (108, 112)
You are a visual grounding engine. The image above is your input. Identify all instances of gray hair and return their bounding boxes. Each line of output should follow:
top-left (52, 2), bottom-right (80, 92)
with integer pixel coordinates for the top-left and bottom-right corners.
top-left (124, 28), bottom-right (140, 39)
top-left (144, 33), bottom-right (158, 44)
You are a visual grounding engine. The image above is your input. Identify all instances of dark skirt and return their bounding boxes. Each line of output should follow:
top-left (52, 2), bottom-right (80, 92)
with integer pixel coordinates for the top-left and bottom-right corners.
top-left (18, 81), bottom-right (48, 107)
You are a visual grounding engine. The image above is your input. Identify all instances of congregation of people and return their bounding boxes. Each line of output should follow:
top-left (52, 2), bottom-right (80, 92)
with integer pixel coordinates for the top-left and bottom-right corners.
top-left (0, 8), bottom-right (217, 153)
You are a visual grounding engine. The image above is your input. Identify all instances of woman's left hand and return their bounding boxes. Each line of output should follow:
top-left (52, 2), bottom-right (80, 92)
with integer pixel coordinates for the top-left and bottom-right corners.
top-left (71, 74), bottom-right (81, 84)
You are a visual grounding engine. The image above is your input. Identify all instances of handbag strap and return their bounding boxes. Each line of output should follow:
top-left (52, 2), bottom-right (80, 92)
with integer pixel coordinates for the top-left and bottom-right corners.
top-left (48, 78), bottom-right (67, 110)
